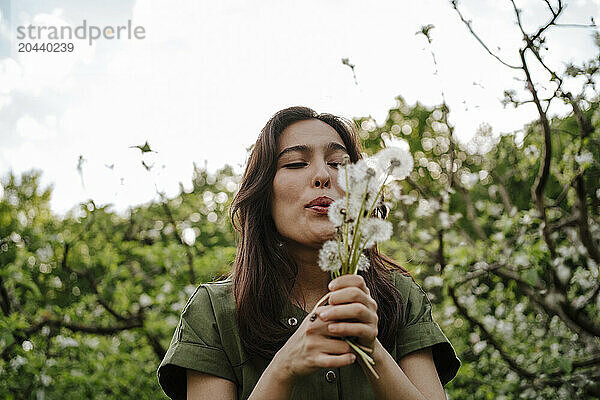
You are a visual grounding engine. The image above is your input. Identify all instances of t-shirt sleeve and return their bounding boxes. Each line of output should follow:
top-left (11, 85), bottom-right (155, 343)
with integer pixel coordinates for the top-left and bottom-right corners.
top-left (394, 273), bottom-right (460, 386)
top-left (157, 285), bottom-right (236, 400)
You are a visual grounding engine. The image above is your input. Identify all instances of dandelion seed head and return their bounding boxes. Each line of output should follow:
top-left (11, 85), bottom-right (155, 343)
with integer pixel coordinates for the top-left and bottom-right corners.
top-left (376, 147), bottom-right (414, 180)
top-left (357, 253), bottom-right (370, 271)
top-left (328, 200), bottom-right (346, 227)
top-left (318, 240), bottom-right (342, 272)
top-left (360, 218), bottom-right (393, 249)
top-left (346, 191), bottom-right (366, 221)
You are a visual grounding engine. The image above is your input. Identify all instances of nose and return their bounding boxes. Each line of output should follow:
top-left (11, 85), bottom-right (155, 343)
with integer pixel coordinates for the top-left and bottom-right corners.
top-left (312, 162), bottom-right (331, 188)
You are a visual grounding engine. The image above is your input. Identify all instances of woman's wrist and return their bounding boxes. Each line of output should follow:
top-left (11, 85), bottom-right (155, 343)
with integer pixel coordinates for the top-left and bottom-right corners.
top-left (248, 352), bottom-right (296, 400)
top-left (270, 350), bottom-right (298, 385)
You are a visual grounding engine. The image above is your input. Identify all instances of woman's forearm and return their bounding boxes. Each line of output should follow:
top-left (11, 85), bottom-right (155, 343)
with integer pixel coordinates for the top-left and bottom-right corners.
top-left (248, 355), bottom-right (296, 400)
top-left (360, 339), bottom-right (428, 400)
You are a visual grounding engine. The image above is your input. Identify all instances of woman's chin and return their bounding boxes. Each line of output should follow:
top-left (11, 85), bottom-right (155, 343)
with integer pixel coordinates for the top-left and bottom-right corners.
top-left (315, 227), bottom-right (337, 243)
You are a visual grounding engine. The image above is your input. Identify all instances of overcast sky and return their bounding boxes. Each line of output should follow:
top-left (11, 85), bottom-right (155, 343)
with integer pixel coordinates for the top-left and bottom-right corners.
top-left (1, 0), bottom-right (598, 217)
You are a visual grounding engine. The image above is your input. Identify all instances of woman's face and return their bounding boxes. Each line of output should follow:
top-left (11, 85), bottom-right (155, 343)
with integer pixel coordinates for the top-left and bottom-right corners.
top-left (271, 119), bottom-right (348, 249)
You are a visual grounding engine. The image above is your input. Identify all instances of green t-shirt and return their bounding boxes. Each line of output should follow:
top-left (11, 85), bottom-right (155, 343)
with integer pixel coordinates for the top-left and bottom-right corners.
top-left (157, 271), bottom-right (460, 399)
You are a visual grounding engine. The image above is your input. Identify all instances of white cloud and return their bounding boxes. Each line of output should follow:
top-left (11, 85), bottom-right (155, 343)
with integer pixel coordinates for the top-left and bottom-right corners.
top-left (16, 114), bottom-right (57, 140)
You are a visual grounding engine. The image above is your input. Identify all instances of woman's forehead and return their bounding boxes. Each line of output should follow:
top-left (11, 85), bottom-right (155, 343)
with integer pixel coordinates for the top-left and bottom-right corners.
top-left (278, 119), bottom-right (344, 150)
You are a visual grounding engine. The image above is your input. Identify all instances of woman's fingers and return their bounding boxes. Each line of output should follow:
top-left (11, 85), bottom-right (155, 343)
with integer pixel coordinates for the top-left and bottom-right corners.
top-left (315, 353), bottom-right (356, 368)
top-left (319, 337), bottom-right (353, 354)
top-left (318, 303), bottom-right (376, 324)
top-left (329, 274), bottom-right (369, 294)
top-left (326, 287), bottom-right (378, 311)
top-left (326, 322), bottom-right (377, 340)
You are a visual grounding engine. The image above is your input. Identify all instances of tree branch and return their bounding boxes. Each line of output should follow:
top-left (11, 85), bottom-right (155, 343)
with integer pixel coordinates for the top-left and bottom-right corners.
top-left (531, 0), bottom-right (563, 43)
top-left (449, 284), bottom-right (536, 380)
top-left (453, 262), bottom-right (505, 288)
top-left (0, 276), bottom-right (11, 316)
top-left (576, 283), bottom-right (600, 311)
top-left (145, 331), bottom-right (167, 360)
top-left (575, 174), bottom-right (600, 264)
top-left (160, 196), bottom-right (196, 284)
top-left (1, 316), bottom-right (144, 360)
top-left (451, 1), bottom-right (521, 69)
top-left (493, 268), bottom-right (600, 337)
top-left (549, 212), bottom-right (580, 232)
top-left (453, 176), bottom-right (487, 241)
top-left (61, 243), bottom-right (131, 322)
top-left (490, 170), bottom-right (516, 216)
top-left (28, 317), bottom-right (143, 335)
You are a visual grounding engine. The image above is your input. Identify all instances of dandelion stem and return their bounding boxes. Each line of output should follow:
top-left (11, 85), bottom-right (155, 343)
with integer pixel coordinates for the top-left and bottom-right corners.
top-left (347, 176), bottom-right (371, 272)
top-left (343, 162), bottom-right (350, 274)
top-left (309, 292), bottom-right (331, 314)
top-left (355, 343), bottom-right (374, 353)
top-left (346, 339), bottom-right (380, 379)
top-left (366, 171), bottom-right (391, 218)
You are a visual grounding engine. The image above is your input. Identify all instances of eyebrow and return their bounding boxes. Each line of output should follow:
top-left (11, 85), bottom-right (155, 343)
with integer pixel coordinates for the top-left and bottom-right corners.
top-left (277, 142), bottom-right (347, 159)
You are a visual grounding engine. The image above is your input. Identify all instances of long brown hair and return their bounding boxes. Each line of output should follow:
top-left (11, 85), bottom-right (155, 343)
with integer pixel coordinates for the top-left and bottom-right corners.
top-left (228, 106), bottom-right (409, 360)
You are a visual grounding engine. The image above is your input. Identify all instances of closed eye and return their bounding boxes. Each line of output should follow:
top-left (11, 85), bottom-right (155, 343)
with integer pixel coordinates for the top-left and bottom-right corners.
top-left (283, 162), bottom-right (308, 169)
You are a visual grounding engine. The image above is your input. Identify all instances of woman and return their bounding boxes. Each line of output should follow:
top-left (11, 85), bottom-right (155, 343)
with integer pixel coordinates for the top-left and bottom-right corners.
top-left (158, 106), bottom-right (460, 399)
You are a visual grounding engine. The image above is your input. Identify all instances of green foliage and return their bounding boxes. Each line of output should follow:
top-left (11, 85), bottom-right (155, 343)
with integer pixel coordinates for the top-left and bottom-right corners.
top-left (2, 94), bottom-right (599, 398)
top-left (359, 95), bottom-right (600, 399)
top-left (0, 165), bottom-right (238, 399)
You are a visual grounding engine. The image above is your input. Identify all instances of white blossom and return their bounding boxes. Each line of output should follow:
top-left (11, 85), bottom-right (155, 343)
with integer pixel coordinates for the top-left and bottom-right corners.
top-left (556, 264), bottom-right (571, 285)
top-left (438, 212), bottom-right (451, 229)
top-left (10, 355), bottom-right (27, 369)
top-left (41, 374), bottom-right (52, 386)
top-left (84, 337), bottom-right (100, 349)
top-left (423, 275), bottom-right (444, 289)
top-left (139, 293), bottom-right (152, 307)
top-left (482, 315), bottom-right (496, 330)
top-left (375, 146), bottom-right (414, 180)
top-left (473, 340), bottom-right (487, 355)
top-left (184, 284), bottom-right (196, 296)
top-left (415, 198), bottom-right (440, 217)
top-left (417, 230), bottom-right (433, 242)
top-left (318, 240), bottom-right (342, 272)
top-left (181, 227), bottom-right (196, 246)
top-left (460, 172), bottom-right (479, 189)
top-left (398, 193), bottom-right (417, 205)
top-left (514, 253), bottom-right (528, 266)
top-left (575, 150), bottom-right (593, 166)
top-left (469, 332), bottom-right (480, 344)
top-left (161, 281), bottom-right (173, 293)
top-left (55, 335), bottom-right (78, 348)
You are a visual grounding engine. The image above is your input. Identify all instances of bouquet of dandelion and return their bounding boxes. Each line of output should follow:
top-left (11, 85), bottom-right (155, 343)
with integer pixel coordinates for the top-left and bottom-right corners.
top-left (311, 146), bottom-right (414, 379)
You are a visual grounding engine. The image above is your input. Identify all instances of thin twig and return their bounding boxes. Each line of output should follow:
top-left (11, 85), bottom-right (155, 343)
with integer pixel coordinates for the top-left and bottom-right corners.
top-left (451, 1), bottom-right (521, 69)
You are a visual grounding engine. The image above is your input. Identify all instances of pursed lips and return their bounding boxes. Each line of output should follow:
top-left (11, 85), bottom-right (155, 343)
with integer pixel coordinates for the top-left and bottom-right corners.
top-left (305, 196), bottom-right (334, 215)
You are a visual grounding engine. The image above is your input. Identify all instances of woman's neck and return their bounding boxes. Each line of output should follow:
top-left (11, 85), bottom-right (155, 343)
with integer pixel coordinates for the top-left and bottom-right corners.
top-left (286, 241), bottom-right (331, 309)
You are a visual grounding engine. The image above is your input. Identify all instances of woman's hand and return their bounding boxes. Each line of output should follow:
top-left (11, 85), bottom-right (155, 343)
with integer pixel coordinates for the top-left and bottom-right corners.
top-left (273, 301), bottom-right (358, 383)
top-left (318, 274), bottom-right (379, 351)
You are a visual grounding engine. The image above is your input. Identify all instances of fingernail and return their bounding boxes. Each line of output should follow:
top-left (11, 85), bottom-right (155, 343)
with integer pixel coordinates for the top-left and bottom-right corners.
top-left (351, 355), bottom-right (356, 362)
top-left (328, 281), bottom-right (335, 290)
top-left (320, 311), bottom-right (329, 320)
